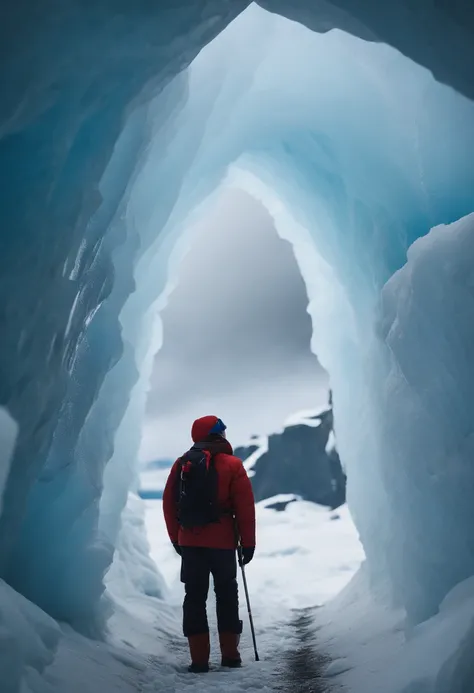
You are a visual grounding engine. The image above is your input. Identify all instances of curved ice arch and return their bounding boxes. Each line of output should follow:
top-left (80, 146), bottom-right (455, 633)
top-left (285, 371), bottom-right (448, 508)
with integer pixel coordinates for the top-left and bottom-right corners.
top-left (3, 4), bottom-right (474, 630)
top-left (113, 6), bottom-right (474, 625)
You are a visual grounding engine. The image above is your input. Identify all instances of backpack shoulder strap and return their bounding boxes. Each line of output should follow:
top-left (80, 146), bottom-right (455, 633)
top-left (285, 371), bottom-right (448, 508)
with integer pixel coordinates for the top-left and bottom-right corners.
top-left (185, 445), bottom-right (213, 465)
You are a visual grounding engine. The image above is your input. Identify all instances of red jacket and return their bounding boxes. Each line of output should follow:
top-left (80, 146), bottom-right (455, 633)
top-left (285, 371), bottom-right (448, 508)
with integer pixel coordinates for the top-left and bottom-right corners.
top-left (163, 437), bottom-right (256, 549)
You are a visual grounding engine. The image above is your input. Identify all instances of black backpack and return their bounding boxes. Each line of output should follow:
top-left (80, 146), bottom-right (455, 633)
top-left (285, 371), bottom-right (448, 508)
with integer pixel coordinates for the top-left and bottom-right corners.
top-left (176, 445), bottom-right (221, 529)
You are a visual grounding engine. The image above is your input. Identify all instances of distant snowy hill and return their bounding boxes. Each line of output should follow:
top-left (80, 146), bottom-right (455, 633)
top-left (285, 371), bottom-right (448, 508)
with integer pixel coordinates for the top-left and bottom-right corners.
top-left (236, 402), bottom-right (346, 510)
top-left (138, 459), bottom-right (173, 499)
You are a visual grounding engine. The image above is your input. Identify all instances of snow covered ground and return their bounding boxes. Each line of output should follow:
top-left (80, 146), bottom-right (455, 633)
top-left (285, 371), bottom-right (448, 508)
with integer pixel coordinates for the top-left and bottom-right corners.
top-left (11, 495), bottom-right (359, 693)
top-left (317, 568), bottom-right (474, 693)
top-left (140, 496), bottom-right (364, 691)
top-left (144, 497), bottom-right (363, 612)
top-left (13, 491), bottom-right (474, 693)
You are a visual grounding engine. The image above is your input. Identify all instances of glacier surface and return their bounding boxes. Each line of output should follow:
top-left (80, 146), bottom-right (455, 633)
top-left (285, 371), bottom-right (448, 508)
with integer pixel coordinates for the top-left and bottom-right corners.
top-left (0, 0), bottom-right (474, 667)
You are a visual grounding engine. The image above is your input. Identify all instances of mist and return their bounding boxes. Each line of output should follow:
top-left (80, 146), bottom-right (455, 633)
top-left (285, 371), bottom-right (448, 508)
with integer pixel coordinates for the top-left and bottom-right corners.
top-left (140, 188), bottom-right (328, 461)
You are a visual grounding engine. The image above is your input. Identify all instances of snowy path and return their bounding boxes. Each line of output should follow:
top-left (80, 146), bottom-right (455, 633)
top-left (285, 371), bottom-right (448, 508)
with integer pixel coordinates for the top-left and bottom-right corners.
top-left (141, 603), bottom-right (300, 692)
top-left (134, 498), bottom-right (360, 692)
top-left (35, 495), bottom-right (474, 693)
top-left (37, 499), bottom-right (360, 692)
top-left (277, 609), bottom-right (330, 693)
top-left (39, 602), bottom-right (332, 693)
top-left (140, 606), bottom-right (330, 693)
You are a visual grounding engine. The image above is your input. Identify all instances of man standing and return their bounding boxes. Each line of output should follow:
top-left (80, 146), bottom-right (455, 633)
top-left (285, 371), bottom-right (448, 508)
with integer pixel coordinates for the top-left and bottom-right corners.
top-left (163, 415), bottom-right (256, 673)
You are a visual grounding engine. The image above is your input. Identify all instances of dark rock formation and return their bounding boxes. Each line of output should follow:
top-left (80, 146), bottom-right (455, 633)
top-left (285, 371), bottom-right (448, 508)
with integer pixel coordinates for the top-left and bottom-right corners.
top-left (239, 400), bottom-right (346, 510)
top-left (265, 497), bottom-right (299, 512)
top-left (233, 445), bottom-right (259, 462)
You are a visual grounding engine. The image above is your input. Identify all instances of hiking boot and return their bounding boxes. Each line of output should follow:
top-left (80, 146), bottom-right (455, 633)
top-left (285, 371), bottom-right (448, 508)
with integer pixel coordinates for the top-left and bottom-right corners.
top-left (187, 663), bottom-right (210, 674)
top-left (219, 632), bottom-right (242, 668)
top-left (187, 633), bottom-right (210, 673)
top-left (221, 656), bottom-right (242, 668)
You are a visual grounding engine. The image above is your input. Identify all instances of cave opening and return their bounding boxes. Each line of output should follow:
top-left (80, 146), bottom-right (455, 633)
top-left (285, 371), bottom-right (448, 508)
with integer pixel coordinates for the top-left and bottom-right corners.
top-left (136, 183), bottom-right (358, 600)
top-left (2, 0), bottom-right (474, 690)
top-left (103, 4), bottom-right (474, 635)
top-left (140, 185), bottom-right (328, 463)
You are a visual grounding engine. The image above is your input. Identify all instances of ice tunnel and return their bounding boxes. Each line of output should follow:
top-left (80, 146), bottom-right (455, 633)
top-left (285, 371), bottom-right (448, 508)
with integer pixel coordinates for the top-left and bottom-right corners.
top-left (1, 0), bottom-right (474, 642)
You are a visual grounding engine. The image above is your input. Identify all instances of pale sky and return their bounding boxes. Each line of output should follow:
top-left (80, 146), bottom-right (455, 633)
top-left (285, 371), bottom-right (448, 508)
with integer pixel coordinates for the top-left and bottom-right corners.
top-left (140, 188), bottom-right (328, 462)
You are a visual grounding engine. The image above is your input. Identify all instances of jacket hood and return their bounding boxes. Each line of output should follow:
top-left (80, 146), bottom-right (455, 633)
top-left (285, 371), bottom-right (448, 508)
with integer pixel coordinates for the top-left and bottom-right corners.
top-left (191, 415), bottom-right (220, 443)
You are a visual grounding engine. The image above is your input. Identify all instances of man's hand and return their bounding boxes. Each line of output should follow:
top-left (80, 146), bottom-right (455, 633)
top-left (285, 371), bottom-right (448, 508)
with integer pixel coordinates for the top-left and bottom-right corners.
top-left (239, 546), bottom-right (255, 566)
top-left (172, 542), bottom-right (182, 556)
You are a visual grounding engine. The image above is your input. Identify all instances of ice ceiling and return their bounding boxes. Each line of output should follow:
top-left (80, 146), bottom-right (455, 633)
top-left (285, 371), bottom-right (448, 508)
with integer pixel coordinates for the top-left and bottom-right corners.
top-left (1, 0), bottom-right (474, 633)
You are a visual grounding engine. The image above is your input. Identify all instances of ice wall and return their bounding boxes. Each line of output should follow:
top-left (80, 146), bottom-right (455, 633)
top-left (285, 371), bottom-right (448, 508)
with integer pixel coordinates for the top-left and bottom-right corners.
top-left (261, 0), bottom-right (474, 103)
top-left (377, 214), bottom-right (474, 622)
top-left (0, 1), bottom-right (248, 630)
top-left (1, 0), bottom-right (474, 634)
top-left (0, 409), bottom-right (17, 518)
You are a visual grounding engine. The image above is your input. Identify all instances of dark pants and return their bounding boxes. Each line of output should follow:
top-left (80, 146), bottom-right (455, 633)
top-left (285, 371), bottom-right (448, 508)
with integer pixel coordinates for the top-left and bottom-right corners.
top-left (180, 547), bottom-right (242, 637)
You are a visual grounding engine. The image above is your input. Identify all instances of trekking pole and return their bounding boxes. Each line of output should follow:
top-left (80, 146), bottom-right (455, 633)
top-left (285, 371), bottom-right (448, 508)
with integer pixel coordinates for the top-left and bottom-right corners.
top-left (234, 521), bottom-right (259, 662)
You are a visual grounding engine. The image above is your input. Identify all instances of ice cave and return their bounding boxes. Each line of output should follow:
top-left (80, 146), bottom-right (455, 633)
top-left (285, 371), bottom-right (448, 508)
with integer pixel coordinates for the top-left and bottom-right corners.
top-left (1, 1), bottom-right (474, 691)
